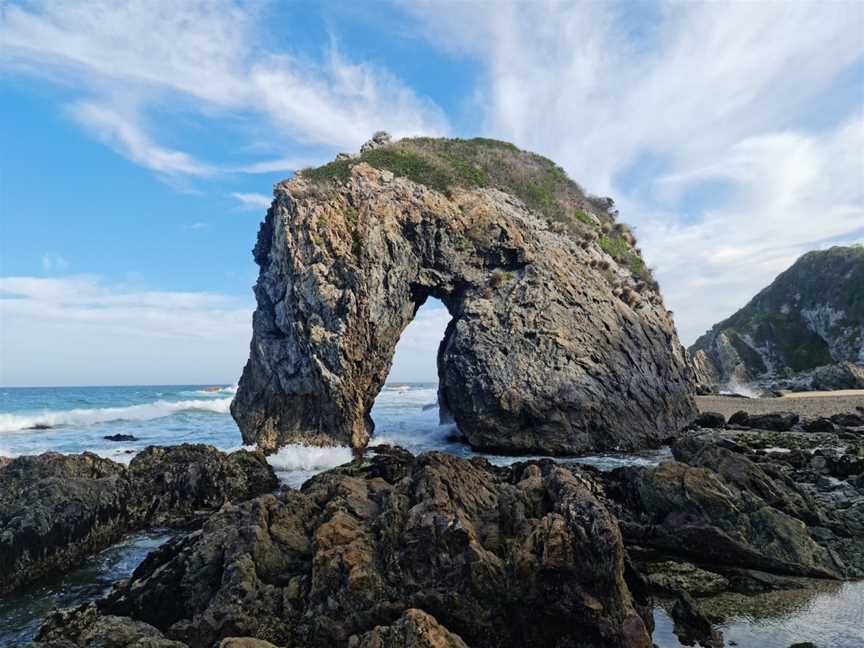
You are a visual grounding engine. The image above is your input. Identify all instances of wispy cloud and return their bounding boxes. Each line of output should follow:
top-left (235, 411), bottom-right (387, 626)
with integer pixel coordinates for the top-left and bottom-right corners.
top-left (406, 1), bottom-right (864, 343)
top-left (0, 0), bottom-right (448, 177)
top-left (230, 192), bottom-right (273, 210)
top-left (70, 102), bottom-right (216, 176)
top-left (41, 253), bottom-right (69, 273)
top-left (0, 275), bottom-right (253, 386)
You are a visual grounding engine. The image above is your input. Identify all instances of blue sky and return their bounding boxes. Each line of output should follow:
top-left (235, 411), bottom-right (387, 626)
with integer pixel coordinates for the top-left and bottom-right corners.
top-left (1, 0), bottom-right (863, 387)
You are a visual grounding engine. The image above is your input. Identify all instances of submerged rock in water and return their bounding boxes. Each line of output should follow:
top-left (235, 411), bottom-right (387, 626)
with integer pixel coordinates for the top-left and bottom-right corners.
top-left (232, 136), bottom-right (696, 455)
top-left (104, 433), bottom-right (138, 442)
top-left (50, 448), bottom-right (652, 648)
top-left (0, 445), bottom-right (278, 595)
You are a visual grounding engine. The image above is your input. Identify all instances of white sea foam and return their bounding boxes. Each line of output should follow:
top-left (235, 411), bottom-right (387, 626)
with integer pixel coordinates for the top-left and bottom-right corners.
top-left (0, 397), bottom-right (233, 433)
top-left (180, 385), bottom-right (238, 397)
top-left (267, 444), bottom-right (354, 473)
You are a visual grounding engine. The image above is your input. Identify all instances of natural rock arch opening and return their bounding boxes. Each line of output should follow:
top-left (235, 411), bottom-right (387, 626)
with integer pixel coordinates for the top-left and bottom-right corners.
top-left (232, 138), bottom-right (697, 455)
top-left (368, 297), bottom-right (453, 442)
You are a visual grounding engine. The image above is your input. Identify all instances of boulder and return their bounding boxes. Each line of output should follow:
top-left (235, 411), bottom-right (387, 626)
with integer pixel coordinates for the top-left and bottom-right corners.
top-left (350, 609), bottom-right (469, 648)
top-left (232, 137), bottom-right (696, 455)
top-left (35, 604), bottom-right (186, 647)
top-left (104, 434), bottom-right (139, 442)
top-left (669, 592), bottom-right (723, 648)
top-left (727, 411), bottom-right (799, 431)
top-left (801, 417), bottom-right (836, 433)
top-left (128, 445), bottom-right (279, 525)
top-left (692, 412), bottom-right (726, 429)
top-left (0, 446), bottom-right (278, 594)
top-left (75, 449), bottom-right (651, 648)
top-left (603, 456), bottom-right (841, 579)
top-left (0, 453), bottom-right (131, 594)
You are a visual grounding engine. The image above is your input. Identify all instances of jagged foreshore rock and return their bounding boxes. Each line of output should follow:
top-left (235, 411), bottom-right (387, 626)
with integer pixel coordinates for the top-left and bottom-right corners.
top-left (0, 452), bottom-right (131, 595)
top-left (602, 454), bottom-right (842, 580)
top-left (0, 445), bottom-right (278, 595)
top-left (351, 609), bottom-right (469, 648)
top-left (49, 447), bottom-right (652, 648)
top-left (599, 423), bottom-right (864, 584)
top-left (129, 445), bottom-right (278, 526)
top-left (232, 136), bottom-right (696, 455)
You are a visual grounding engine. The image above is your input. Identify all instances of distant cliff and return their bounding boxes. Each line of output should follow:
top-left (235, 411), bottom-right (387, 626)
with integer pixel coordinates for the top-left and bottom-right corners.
top-left (690, 245), bottom-right (864, 386)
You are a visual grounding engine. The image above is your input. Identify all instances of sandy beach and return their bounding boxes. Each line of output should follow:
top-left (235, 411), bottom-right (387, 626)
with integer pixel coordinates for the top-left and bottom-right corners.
top-left (696, 390), bottom-right (864, 419)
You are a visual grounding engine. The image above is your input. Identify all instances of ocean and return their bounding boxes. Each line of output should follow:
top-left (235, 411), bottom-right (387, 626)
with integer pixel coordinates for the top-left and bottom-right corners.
top-left (1, 383), bottom-right (861, 647)
top-left (0, 383), bottom-right (667, 487)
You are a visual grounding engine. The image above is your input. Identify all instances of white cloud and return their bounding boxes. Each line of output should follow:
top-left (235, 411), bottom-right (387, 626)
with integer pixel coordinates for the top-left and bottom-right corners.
top-left (0, 0), bottom-right (448, 176)
top-left (0, 275), bottom-right (253, 386)
top-left (406, 1), bottom-right (864, 344)
top-left (71, 102), bottom-right (216, 176)
top-left (41, 253), bottom-right (69, 273)
top-left (231, 192), bottom-right (273, 210)
top-left (640, 118), bottom-right (864, 342)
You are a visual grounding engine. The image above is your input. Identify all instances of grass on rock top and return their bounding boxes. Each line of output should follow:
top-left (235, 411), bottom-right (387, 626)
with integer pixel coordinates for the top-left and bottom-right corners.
top-left (301, 136), bottom-right (656, 284)
top-left (300, 137), bottom-right (607, 235)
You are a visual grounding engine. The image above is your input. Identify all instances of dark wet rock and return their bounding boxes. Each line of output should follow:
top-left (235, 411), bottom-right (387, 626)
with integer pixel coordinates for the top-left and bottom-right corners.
top-left (727, 411), bottom-right (799, 431)
top-left (603, 451), bottom-right (840, 579)
top-left (0, 453), bottom-right (130, 595)
top-left (232, 137), bottom-right (696, 455)
top-left (0, 446), bottom-right (278, 595)
top-left (104, 434), bottom-right (139, 442)
top-left (669, 592), bottom-right (723, 648)
top-left (350, 609), bottom-right (469, 648)
top-left (831, 412), bottom-right (864, 428)
top-left (66, 449), bottom-right (651, 648)
top-left (672, 436), bottom-right (819, 524)
top-left (692, 412), bottom-right (726, 429)
top-left (801, 417), bottom-right (836, 433)
top-left (666, 431), bottom-right (864, 578)
top-left (128, 445), bottom-right (279, 525)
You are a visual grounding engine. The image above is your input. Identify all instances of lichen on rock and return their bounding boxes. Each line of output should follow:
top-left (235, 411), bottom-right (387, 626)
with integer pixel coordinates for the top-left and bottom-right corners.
top-left (232, 136), bottom-right (697, 455)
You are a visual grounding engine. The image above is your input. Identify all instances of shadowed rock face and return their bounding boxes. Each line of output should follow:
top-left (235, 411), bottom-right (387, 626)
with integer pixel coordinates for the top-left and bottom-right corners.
top-left (0, 446), bottom-right (278, 595)
top-left (232, 138), bottom-right (696, 455)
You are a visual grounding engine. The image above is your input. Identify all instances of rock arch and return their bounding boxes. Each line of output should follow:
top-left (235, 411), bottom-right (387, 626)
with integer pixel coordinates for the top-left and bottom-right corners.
top-left (232, 147), bottom-right (696, 454)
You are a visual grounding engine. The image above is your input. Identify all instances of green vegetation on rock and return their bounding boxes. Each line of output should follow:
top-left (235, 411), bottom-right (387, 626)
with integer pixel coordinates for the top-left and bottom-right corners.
top-left (690, 245), bottom-right (864, 380)
top-left (301, 137), bottom-right (609, 235)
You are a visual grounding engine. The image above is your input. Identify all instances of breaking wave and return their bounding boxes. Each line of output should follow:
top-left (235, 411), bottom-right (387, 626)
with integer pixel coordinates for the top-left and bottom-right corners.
top-left (0, 398), bottom-right (233, 433)
top-left (267, 444), bottom-right (354, 473)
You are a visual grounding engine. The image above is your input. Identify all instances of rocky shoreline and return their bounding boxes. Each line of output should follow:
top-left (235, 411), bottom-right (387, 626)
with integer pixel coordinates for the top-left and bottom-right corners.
top-left (0, 445), bottom-right (278, 596)
top-left (5, 406), bottom-right (862, 648)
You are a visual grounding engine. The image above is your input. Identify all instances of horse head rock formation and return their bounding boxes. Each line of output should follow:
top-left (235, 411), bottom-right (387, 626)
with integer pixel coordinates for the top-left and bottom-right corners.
top-left (232, 135), bottom-right (697, 454)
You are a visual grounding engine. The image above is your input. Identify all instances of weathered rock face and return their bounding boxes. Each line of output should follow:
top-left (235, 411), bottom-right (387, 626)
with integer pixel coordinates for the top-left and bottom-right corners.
top-left (352, 609), bottom-right (469, 648)
top-left (71, 448), bottom-right (652, 648)
top-left (0, 452), bottom-right (131, 595)
top-left (232, 137), bottom-right (696, 454)
top-left (0, 445), bottom-right (278, 595)
top-left (690, 245), bottom-right (864, 387)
